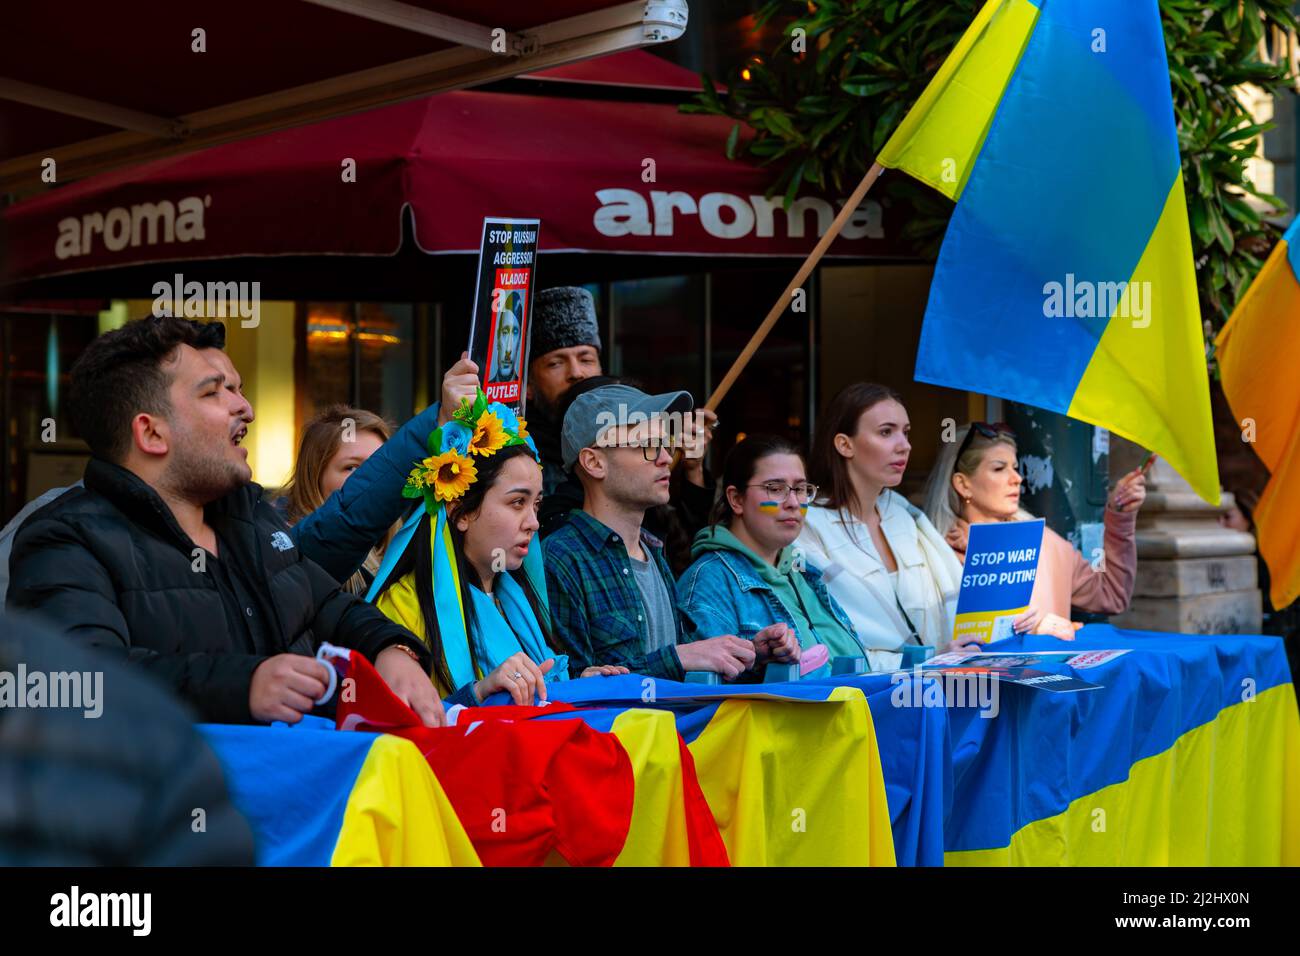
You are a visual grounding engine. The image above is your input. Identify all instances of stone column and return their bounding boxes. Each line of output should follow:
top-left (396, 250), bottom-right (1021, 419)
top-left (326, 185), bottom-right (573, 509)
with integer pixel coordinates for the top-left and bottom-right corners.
top-left (1109, 438), bottom-right (1262, 634)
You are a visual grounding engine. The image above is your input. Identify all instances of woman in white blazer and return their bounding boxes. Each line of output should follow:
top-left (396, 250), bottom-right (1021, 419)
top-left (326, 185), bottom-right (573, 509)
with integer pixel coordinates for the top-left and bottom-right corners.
top-left (796, 383), bottom-right (981, 671)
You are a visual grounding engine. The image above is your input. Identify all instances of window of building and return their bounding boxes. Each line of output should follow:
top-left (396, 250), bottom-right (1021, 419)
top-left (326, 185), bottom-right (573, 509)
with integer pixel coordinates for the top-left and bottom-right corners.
top-left (609, 274), bottom-right (707, 398)
top-left (1, 313), bottom-right (99, 523)
top-left (301, 302), bottom-right (417, 425)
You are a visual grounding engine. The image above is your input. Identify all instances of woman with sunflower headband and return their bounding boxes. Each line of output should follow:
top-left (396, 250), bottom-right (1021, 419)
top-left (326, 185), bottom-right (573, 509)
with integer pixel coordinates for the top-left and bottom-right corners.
top-left (367, 389), bottom-right (627, 707)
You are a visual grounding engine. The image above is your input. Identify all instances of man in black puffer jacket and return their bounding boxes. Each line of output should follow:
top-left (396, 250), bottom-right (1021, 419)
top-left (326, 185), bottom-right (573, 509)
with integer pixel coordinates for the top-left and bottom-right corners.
top-left (7, 317), bottom-right (443, 727)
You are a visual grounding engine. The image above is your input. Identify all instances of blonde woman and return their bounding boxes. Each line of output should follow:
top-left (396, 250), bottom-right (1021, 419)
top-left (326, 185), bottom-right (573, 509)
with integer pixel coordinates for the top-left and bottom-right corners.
top-left (280, 406), bottom-right (396, 594)
top-left (920, 422), bottom-right (1144, 640)
top-left (796, 383), bottom-right (977, 672)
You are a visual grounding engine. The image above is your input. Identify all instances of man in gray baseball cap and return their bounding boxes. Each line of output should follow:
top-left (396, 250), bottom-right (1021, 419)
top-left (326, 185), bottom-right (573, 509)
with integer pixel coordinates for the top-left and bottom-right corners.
top-left (559, 383), bottom-right (692, 472)
top-left (543, 383), bottom-right (758, 681)
top-left (527, 289), bottom-right (718, 558)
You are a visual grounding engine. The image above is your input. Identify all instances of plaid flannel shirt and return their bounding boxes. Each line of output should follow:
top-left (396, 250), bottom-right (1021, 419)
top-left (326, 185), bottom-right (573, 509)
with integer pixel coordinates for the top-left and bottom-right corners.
top-left (543, 510), bottom-right (685, 680)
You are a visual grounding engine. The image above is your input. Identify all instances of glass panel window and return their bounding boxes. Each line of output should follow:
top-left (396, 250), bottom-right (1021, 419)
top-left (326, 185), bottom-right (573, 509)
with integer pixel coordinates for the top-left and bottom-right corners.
top-left (1, 314), bottom-right (98, 523)
top-left (303, 302), bottom-right (415, 423)
top-left (609, 275), bottom-right (706, 399)
top-left (304, 302), bottom-right (354, 410)
top-left (358, 303), bottom-right (414, 423)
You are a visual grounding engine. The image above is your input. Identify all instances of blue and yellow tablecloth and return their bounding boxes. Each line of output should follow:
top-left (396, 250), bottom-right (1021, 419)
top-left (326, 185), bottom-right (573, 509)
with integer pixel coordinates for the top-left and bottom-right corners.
top-left (202, 626), bottom-right (1299, 866)
top-left (941, 626), bottom-right (1299, 865)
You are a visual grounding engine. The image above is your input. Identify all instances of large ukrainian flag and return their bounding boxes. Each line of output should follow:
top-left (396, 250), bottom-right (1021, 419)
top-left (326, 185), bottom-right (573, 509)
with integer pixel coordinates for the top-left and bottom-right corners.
top-left (878, 0), bottom-right (1219, 503)
top-left (1216, 218), bottom-right (1300, 611)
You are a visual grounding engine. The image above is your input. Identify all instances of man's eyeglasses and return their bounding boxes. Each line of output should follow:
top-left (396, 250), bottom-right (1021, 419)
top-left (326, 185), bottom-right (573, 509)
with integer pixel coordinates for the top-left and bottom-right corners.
top-left (608, 438), bottom-right (682, 461)
top-left (748, 481), bottom-right (818, 504)
top-left (956, 421), bottom-right (1016, 459)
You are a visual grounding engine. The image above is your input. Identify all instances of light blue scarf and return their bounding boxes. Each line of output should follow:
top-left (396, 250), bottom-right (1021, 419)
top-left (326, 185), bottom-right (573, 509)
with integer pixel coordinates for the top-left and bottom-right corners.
top-left (459, 572), bottom-right (568, 690)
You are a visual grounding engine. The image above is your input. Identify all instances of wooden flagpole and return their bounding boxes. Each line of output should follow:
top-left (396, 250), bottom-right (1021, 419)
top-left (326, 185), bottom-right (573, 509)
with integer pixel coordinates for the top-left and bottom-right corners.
top-left (673, 161), bottom-right (885, 469)
top-left (704, 161), bottom-right (885, 413)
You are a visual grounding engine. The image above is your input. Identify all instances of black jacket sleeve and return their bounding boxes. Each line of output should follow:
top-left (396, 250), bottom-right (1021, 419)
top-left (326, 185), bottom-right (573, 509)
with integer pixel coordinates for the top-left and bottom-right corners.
top-left (644, 469), bottom-right (717, 578)
top-left (300, 557), bottom-right (433, 672)
top-left (671, 469), bottom-right (715, 539)
top-left (7, 515), bottom-right (266, 724)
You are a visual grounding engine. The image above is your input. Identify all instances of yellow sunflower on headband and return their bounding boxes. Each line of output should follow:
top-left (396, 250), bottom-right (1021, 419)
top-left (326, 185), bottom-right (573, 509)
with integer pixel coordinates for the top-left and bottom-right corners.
top-left (469, 411), bottom-right (509, 457)
top-left (424, 449), bottom-right (477, 502)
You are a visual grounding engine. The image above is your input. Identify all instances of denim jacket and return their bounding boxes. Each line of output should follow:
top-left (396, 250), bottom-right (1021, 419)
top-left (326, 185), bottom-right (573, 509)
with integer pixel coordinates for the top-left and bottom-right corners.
top-left (676, 549), bottom-right (863, 678)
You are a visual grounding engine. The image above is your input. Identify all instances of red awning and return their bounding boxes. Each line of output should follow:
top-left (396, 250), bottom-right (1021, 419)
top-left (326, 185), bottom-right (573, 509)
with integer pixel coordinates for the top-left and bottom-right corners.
top-left (1, 88), bottom-right (902, 285)
top-left (1, 1), bottom-right (689, 194)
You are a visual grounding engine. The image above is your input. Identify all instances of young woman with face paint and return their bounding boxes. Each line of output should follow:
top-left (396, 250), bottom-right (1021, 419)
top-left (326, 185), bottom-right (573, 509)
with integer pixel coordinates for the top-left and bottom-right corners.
top-left (676, 435), bottom-right (865, 680)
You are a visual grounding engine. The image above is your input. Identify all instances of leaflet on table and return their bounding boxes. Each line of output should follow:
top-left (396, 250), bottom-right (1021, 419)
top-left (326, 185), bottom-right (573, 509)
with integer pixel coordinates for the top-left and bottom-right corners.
top-left (467, 218), bottom-right (541, 417)
top-left (921, 650), bottom-right (1132, 693)
top-left (953, 518), bottom-right (1046, 643)
top-left (927, 649), bottom-right (1132, 669)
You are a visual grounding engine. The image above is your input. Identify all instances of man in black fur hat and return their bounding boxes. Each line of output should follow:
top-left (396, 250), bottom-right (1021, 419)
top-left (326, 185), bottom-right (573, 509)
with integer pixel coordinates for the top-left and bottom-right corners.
top-left (526, 287), bottom-right (607, 497)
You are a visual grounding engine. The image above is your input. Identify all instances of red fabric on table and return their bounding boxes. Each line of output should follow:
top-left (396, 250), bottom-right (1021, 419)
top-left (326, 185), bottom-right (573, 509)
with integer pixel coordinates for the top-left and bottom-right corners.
top-left (335, 650), bottom-right (632, 866)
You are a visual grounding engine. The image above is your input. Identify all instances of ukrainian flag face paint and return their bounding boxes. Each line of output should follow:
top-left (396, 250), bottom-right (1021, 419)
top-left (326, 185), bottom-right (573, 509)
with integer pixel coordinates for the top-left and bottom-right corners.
top-left (746, 458), bottom-right (813, 544)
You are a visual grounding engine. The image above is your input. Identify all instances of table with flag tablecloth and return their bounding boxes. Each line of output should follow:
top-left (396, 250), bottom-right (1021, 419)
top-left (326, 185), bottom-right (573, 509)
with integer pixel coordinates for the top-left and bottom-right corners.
top-left (544, 625), bottom-right (1299, 865)
top-left (202, 625), bottom-right (1299, 867)
top-left (810, 624), bottom-right (1300, 865)
top-left (538, 682), bottom-right (905, 866)
top-left (202, 703), bottom-right (735, 867)
top-left (201, 685), bottom-right (901, 867)
top-left (939, 626), bottom-right (1300, 865)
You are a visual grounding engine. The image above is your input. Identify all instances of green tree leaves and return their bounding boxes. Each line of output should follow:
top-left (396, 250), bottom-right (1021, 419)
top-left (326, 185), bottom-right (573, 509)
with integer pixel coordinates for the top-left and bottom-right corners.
top-left (688, 0), bottom-right (1297, 342)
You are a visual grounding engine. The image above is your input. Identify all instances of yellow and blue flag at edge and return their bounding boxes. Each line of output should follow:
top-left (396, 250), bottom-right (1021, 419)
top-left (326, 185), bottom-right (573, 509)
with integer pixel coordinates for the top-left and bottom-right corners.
top-left (1216, 218), bottom-right (1300, 610)
top-left (878, 0), bottom-right (1220, 503)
